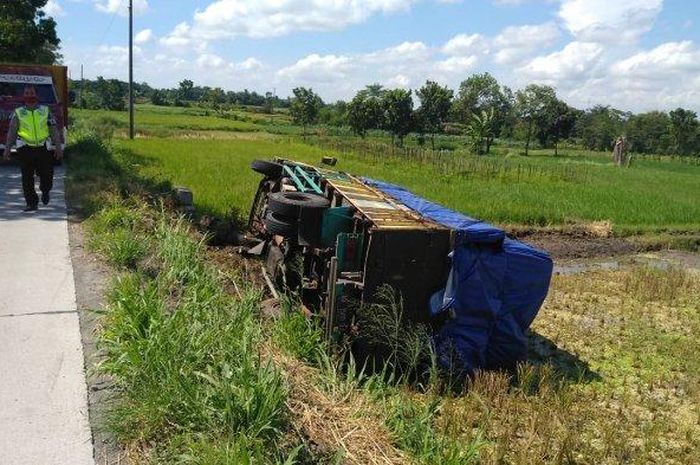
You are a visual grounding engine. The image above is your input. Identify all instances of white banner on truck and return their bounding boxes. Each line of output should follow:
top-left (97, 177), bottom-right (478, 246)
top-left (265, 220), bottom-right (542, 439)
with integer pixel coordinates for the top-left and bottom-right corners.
top-left (0, 74), bottom-right (53, 85)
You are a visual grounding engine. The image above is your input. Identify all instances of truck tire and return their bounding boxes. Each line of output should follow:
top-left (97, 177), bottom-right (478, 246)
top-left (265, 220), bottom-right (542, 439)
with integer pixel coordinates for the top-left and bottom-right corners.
top-left (251, 159), bottom-right (283, 178)
top-left (264, 212), bottom-right (297, 237)
top-left (268, 191), bottom-right (330, 217)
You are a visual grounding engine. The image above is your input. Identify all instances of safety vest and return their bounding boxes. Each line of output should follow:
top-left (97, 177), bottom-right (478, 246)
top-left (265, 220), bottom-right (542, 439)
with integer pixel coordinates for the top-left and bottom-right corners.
top-left (15, 106), bottom-right (50, 147)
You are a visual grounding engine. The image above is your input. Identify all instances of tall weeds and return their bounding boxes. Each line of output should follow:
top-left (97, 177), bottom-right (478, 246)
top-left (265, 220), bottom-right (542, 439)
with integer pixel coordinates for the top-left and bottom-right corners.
top-left (89, 200), bottom-right (292, 462)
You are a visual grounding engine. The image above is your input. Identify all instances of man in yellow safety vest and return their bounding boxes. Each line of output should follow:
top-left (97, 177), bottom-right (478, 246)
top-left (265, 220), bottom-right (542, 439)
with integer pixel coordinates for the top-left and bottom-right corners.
top-left (3, 85), bottom-right (64, 211)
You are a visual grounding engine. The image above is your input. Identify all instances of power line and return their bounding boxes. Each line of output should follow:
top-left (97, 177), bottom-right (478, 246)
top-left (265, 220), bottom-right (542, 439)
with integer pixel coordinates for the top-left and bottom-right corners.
top-left (96, 0), bottom-right (124, 48)
top-left (129, 0), bottom-right (134, 139)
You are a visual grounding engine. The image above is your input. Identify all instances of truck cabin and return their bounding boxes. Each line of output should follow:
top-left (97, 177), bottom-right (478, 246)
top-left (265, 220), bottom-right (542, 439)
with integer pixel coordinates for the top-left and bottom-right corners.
top-left (0, 81), bottom-right (58, 105)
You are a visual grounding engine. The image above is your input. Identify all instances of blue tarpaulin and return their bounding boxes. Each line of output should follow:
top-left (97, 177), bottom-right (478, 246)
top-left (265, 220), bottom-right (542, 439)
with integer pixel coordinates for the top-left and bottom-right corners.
top-left (364, 179), bottom-right (553, 374)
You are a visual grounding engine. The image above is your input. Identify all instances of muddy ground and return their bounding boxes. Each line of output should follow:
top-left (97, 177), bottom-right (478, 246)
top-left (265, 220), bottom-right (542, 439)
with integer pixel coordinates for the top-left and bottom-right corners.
top-left (515, 230), bottom-right (639, 260)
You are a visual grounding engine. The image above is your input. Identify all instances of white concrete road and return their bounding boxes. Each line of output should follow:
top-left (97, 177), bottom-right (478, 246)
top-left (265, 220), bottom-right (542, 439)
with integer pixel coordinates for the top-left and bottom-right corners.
top-left (0, 166), bottom-right (94, 465)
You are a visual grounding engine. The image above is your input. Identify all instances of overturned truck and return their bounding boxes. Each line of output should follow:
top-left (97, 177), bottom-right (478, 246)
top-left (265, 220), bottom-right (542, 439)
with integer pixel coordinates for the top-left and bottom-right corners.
top-left (247, 158), bottom-right (553, 374)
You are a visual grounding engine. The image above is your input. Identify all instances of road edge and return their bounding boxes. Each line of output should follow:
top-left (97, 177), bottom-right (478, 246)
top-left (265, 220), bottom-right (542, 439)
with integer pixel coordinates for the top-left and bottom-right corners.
top-left (67, 212), bottom-right (126, 465)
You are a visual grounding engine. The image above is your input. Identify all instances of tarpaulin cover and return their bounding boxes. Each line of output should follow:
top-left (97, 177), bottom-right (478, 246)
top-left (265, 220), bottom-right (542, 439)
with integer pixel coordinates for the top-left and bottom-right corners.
top-left (364, 178), bottom-right (553, 374)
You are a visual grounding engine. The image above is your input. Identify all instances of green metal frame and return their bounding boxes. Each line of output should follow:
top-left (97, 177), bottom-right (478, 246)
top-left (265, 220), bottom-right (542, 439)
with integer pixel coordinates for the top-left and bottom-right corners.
top-left (283, 164), bottom-right (323, 194)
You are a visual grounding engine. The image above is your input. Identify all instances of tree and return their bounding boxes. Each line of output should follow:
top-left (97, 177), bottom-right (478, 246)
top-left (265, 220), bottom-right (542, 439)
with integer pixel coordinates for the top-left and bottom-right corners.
top-left (205, 87), bottom-right (226, 115)
top-left (416, 80), bottom-right (453, 149)
top-left (538, 100), bottom-right (580, 156)
top-left (263, 91), bottom-right (274, 115)
top-left (151, 89), bottom-right (168, 106)
top-left (466, 109), bottom-right (495, 155)
top-left (382, 88), bottom-right (414, 146)
top-left (94, 77), bottom-right (126, 111)
top-left (364, 83), bottom-right (386, 99)
top-left (668, 108), bottom-right (699, 156)
top-left (0, 0), bottom-right (61, 64)
top-left (625, 111), bottom-right (671, 154)
top-left (347, 87), bottom-right (384, 138)
top-left (576, 106), bottom-right (628, 152)
top-left (290, 87), bottom-right (322, 136)
top-left (514, 84), bottom-right (557, 156)
top-left (454, 73), bottom-right (512, 152)
top-left (177, 79), bottom-right (194, 102)
top-left (318, 101), bottom-right (347, 126)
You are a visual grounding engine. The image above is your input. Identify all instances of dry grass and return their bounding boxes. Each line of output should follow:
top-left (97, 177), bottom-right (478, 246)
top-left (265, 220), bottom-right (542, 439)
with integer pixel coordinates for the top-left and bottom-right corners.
top-left (272, 348), bottom-right (409, 465)
top-left (622, 265), bottom-right (698, 303)
top-left (523, 268), bottom-right (699, 464)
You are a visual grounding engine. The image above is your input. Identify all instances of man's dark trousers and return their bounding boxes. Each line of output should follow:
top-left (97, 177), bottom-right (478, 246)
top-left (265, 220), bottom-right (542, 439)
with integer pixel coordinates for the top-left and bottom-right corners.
top-left (17, 146), bottom-right (54, 208)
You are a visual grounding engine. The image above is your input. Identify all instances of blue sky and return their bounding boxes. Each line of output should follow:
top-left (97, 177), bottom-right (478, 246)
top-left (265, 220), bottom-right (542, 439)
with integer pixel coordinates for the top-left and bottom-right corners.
top-left (46, 0), bottom-right (700, 112)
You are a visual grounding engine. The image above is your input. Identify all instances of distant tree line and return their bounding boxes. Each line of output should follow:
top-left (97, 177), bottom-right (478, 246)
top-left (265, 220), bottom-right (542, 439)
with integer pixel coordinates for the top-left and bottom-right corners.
top-left (71, 78), bottom-right (290, 113)
top-left (70, 74), bottom-right (700, 156)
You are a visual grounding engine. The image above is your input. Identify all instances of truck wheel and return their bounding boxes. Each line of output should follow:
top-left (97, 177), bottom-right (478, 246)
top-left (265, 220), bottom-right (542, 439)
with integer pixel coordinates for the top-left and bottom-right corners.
top-left (251, 159), bottom-right (283, 178)
top-left (268, 191), bottom-right (330, 217)
top-left (264, 212), bottom-right (297, 237)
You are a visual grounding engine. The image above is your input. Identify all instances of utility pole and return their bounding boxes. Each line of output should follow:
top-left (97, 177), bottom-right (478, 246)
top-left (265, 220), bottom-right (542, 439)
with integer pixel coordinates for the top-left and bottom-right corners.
top-left (79, 64), bottom-right (84, 108)
top-left (128, 0), bottom-right (134, 139)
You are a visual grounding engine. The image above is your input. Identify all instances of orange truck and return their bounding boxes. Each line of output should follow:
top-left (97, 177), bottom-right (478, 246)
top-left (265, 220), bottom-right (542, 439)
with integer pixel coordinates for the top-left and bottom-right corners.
top-left (0, 63), bottom-right (68, 153)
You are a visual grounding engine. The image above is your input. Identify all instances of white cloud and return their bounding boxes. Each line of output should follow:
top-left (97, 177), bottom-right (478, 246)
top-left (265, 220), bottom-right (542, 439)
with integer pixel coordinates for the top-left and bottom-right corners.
top-left (611, 41), bottom-right (700, 78)
top-left (519, 41), bottom-right (604, 83)
top-left (182, 0), bottom-right (416, 42)
top-left (43, 0), bottom-right (65, 17)
top-left (493, 22), bottom-right (560, 64)
top-left (364, 41), bottom-right (430, 64)
top-left (435, 55), bottom-right (478, 74)
top-left (196, 53), bottom-right (226, 69)
top-left (442, 33), bottom-right (488, 56)
top-left (558, 0), bottom-right (663, 44)
top-left (160, 22), bottom-right (199, 50)
top-left (239, 57), bottom-right (263, 71)
top-left (277, 54), bottom-right (354, 83)
top-left (94, 0), bottom-right (148, 17)
top-left (134, 29), bottom-right (154, 44)
top-left (385, 74), bottom-right (411, 88)
top-left (90, 45), bottom-right (143, 76)
top-left (441, 23), bottom-right (559, 66)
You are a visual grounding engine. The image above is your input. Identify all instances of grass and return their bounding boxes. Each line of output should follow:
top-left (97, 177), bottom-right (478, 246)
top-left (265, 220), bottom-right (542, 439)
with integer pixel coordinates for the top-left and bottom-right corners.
top-left (85, 199), bottom-right (298, 463)
top-left (72, 107), bottom-right (263, 135)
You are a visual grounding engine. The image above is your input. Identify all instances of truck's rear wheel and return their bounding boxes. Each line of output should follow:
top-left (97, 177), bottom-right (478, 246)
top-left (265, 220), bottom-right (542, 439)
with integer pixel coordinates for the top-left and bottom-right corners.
top-left (251, 159), bottom-right (283, 178)
top-left (264, 212), bottom-right (297, 237)
top-left (268, 191), bottom-right (330, 217)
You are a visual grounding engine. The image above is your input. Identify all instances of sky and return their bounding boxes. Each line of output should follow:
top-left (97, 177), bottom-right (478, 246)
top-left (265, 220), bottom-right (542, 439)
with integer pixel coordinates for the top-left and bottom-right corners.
top-left (46, 0), bottom-right (700, 112)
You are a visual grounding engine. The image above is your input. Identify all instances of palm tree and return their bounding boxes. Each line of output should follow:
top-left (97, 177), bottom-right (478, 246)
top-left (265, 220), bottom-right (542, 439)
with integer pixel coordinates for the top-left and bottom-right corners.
top-left (466, 109), bottom-right (495, 155)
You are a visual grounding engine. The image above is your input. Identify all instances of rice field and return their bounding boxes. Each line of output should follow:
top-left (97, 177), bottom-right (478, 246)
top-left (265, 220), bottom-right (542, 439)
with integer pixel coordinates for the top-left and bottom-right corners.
top-left (109, 135), bottom-right (700, 233)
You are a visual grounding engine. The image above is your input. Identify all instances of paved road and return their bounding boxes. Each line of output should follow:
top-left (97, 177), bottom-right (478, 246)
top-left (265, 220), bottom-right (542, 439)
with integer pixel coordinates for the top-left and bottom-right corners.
top-left (0, 165), bottom-right (94, 465)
